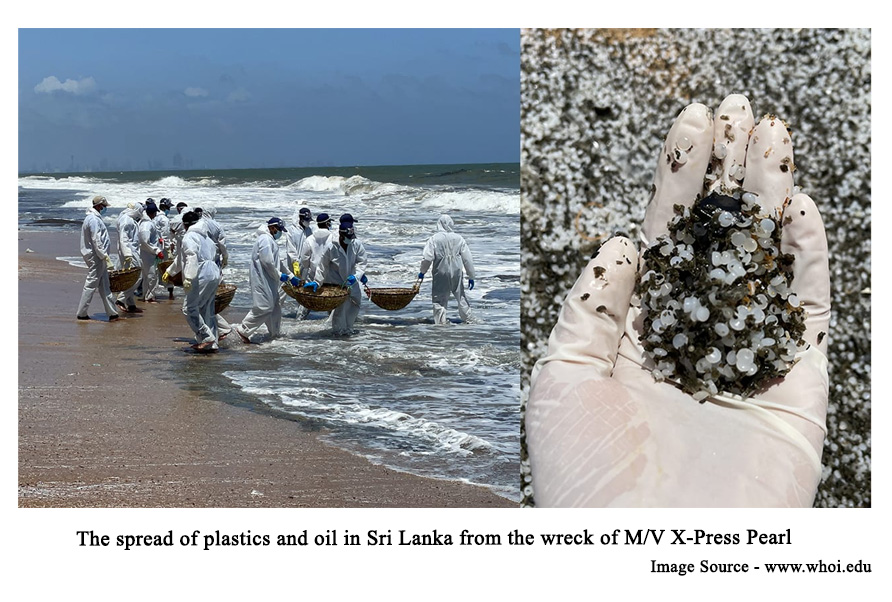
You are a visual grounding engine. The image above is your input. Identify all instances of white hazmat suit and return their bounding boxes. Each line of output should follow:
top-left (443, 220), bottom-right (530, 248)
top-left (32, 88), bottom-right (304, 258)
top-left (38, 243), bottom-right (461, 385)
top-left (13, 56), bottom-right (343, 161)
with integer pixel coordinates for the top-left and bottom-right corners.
top-left (76, 205), bottom-right (119, 320)
top-left (316, 234), bottom-right (367, 335)
top-left (236, 225), bottom-right (293, 341)
top-left (299, 228), bottom-right (333, 283)
top-left (115, 204), bottom-right (144, 308)
top-left (181, 221), bottom-right (222, 350)
top-left (420, 214), bottom-right (476, 324)
top-left (137, 214), bottom-right (164, 302)
top-left (284, 211), bottom-right (314, 318)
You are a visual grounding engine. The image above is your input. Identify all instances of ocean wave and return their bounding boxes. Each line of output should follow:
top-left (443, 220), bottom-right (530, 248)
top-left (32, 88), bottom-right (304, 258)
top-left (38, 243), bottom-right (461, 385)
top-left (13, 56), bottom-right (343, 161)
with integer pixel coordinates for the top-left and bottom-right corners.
top-left (149, 175), bottom-right (220, 187)
top-left (289, 174), bottom-right (408, 197)
top-left (419, 189), bottom-right (519, 214)
top-left (228, 376), bottom-right (495, 456)
top-left (19, 175), bottom-right (100, 186)
top-left (322, 403), bottom-right (494, 456)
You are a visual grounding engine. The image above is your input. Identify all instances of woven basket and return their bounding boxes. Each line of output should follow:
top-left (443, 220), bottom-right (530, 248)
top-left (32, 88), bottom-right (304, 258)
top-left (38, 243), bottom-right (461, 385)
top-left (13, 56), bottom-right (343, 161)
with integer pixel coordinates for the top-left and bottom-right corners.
top-left (157, 258), bottom-right (183, 287)
top-left (282, 283), bottom-right (350, 311)
top-left (214, 283), bottom-right (237, 314)
top-left (109, 267), bottom-right (141, 293)
top-left (368, 285), bottom-right (420, 311)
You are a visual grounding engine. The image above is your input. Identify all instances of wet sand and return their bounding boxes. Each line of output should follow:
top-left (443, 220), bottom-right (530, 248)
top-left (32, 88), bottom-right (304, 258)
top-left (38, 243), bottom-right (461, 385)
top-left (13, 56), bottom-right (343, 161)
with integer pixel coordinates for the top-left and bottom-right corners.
top-left (18, 230), bottom-right (514, 508)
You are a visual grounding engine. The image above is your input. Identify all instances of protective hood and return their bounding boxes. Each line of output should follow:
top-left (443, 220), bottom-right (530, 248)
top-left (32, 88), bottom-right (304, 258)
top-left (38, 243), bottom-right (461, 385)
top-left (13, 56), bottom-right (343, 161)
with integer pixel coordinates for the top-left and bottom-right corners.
top-left (125, 203), bottom-right (145, 221)
top-left (437, 214), bottom-right (454, 233)
top-left (189, 219), bottom-right (210, 237)
top-left (201, 203), bottom-right (217, 218)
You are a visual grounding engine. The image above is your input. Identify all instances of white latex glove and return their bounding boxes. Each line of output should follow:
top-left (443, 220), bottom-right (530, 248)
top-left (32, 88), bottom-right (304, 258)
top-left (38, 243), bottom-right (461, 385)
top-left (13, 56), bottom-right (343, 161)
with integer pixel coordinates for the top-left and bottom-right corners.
top-left (527, 94), bottom-right (831, 507)
top-left (183, 278), bottom-right (192, 292)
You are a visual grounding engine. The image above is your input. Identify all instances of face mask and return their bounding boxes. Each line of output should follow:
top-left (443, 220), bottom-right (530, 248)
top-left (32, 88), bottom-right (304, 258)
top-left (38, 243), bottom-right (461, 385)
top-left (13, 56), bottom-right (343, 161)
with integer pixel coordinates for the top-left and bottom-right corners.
top-left (340, 228), bottom-right (356, 240)
top-left (273, 230), bottom-right (282, 240)
top-left (98, 206), bottom-right (107, 215)
top-left (163, 209), bottom-right (170, 216)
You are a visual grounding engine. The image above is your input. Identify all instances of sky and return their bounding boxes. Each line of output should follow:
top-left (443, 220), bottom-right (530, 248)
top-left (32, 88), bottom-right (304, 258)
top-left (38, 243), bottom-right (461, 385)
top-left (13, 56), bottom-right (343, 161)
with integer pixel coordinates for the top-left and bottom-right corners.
top-left (18, 28), bottom-right (520, 173)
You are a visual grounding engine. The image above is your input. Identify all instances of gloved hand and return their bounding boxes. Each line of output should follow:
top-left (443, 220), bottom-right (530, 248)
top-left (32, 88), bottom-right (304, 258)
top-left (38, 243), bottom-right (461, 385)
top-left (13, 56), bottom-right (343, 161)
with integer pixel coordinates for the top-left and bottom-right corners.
top-left (360, 274), bottom-right (368, 285)
top-left (292, 261), bottom-right (301, 277)
top-left (418, 272), bottom-right (425, 281)
top-left (526, 95), bottom-right (830, 508)
top-left (161, 271), bottom-right (170, 284)
top-left (303, 281), bottom-right (319, 292)
top-left (123, 255), bottom-right (133, 269)
top-left (346, 275), bottom-right (357, 286)
top-left (157, 251), bottom-right (165, 260)
top-left (183, 278), bottom-right (192, 292)
top-left (290, 276), bottom-right (300, 287)
top-left (468, 279), bottom-right (475, 290)
top-left (105, 256), bottom-right (115, 270)
top-left (280, 273), bottom-right (289, 283)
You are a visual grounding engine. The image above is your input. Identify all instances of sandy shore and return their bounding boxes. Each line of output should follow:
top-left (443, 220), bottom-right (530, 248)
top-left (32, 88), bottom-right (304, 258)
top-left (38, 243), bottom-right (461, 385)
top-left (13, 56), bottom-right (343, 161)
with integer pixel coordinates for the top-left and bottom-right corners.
top-left (18, 230), bottom-right (514, 508)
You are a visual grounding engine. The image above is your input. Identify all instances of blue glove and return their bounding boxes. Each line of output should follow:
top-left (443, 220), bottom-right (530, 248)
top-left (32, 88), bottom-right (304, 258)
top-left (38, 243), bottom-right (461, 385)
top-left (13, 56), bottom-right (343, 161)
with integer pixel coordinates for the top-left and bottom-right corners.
top-left (418, 272), bottom-right (425, 281)
top-left (290, 276), bottom-right (300, 287)
top-left (360, 274), bottom-right (368, 285)
top-left (280, 273), bottom-right (289, 283)
top-left (469, 279), bottom-right (475, 290)
top-left (346, 275), bottom-right (357, 286)
top-left (303, 281), bottom-right (319, 292)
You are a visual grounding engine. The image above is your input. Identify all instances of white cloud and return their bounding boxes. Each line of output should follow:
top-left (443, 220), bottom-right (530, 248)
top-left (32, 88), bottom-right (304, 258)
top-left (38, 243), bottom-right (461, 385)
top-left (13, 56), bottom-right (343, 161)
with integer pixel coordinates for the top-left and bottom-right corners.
top-left (184, 87), bottom-right (209, 98)
top-left (226, 87), bottom-right (251, 102)
top-left (34, 75), bottom-right (96, 95)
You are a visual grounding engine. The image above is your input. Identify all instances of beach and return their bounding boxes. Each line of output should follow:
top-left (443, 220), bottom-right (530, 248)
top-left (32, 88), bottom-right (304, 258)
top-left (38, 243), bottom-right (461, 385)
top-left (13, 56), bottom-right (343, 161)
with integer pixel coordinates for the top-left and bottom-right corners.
top-left (18, 230), bottom-right (513, 508)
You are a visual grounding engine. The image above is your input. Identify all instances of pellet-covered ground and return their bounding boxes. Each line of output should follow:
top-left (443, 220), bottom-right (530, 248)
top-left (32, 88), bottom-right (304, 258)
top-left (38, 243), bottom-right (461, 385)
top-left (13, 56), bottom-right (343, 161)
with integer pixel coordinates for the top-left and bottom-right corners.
top-left (520, 28), bottom-right (870, 508)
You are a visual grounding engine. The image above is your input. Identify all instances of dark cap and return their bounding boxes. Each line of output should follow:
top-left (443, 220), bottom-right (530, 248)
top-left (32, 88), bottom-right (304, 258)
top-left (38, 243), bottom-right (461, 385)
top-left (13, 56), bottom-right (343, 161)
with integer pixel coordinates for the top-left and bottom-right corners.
top-left (267, 217), bottom-right (287, 232)
top-left (316, 212), bottom-right (331, 225)
top-left (339, 213), bottom-right (358, 224)
top-left (299, 207), bottom-right (312, 218)
top-left (159, 198), bottom-right (173, 209)
top-left (182, 211), bottom-right (200, 227)
top-left (145, 199), bottom-right (158, 213)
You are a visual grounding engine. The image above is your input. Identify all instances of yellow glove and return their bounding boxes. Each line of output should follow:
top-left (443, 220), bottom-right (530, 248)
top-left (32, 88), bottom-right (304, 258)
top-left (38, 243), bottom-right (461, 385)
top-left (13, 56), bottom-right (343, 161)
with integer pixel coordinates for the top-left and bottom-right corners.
top-left (292, 261), bottom-right (300, 277)
top-left (161, 271), bottom-right (170, 284)
top-left (123, 255), bottom-right (133, 269)
top-left (105, 256), bottom-right (115, 270)
top-left (183, 278), bottom-right (192, 292)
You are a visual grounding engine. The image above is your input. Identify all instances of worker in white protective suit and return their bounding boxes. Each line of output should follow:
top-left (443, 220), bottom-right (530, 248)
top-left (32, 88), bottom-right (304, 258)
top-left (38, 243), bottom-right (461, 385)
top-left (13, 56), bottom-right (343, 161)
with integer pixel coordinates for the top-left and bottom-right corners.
top-left (418, 214), bottom-right (476, 325)
top-left (168, 202), bottom-right (189, 270)
top-left (176, 211), bottom-right (222, 352)
top-left (114, 202), bottom-right (145, 314)
top-left (526, 95), bottom-right (831, 507)
top-left (234, 217), bottom-right (300, 343)
top-left (283, 207), bottom-right (315, 319)
top-left (306, 213), bottom-right (368, 336)
top-left (137, 199), bottom-right (165, 303)
top-left (195, 204), bottom-right (228, 269)
top-left (155, 198), bottom-right (175, 299)
top-left (76, 195), bottom-right (120, 321)
top-left (194, 204), bottom-right (233, 337)
top-left (299, 212), bottom-right (334, 284)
